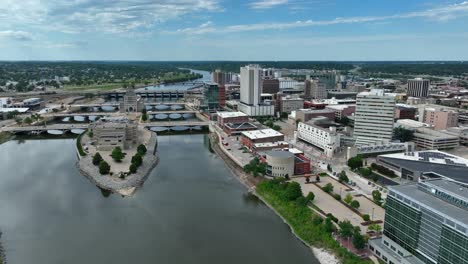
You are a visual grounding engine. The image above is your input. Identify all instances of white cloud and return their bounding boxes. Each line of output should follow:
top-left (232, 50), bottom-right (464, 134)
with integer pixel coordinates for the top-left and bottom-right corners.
top-left (249, 0), bottom-right (288, 9)
top-left (176, 1), bottom-right (468, 34)
top-left (0, 0), bottom-right (222, 34)
top-left (0, 30), bottom-right (33, 41)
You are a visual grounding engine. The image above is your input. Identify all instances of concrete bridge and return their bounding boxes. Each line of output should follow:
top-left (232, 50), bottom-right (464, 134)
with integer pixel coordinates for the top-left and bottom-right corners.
top-left (144, 121), bottom-right (209, 127)
top-left (2, 124), bottom-right (88, 133)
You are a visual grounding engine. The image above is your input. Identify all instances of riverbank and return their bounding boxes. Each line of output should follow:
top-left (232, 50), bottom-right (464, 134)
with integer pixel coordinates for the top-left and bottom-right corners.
top-left (0, 132), bottom-right (13, 145)
top-left (0, 231), bottom-right (5, 264)
top-left (208, 130), bottom-right (345, 264)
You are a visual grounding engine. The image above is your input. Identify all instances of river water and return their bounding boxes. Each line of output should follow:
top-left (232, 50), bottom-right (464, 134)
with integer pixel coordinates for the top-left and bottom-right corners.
top-left (137, 69), bottom-right (212, 91)
top-left (0, 135), bottom-right (319, 264)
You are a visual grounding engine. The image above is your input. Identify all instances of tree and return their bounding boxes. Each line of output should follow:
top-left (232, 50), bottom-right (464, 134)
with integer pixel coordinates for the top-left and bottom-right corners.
top-left (141, 113), bottom-right (148, 122)
top-left (350, 200), bottom-right (360, 209)
top-left (305, 192), bottom-right (315, 202)
top-left (372, 190), bottom-right (382, 205)
top-left (15, 117), bottom-right (22, 125)
top-left (99, 160), bottom-right (110, 175)
top-left (393, 126), bottom-right (415, 142)
top-left (129, 163), bottom-right (137, 174)
top-left (344, 193), bottom-right (353, 204)
top-left (23, 117), bottom-right (32, 125)
top-left (347, 155), bottom-right (363, 170)
top-left (362, 214), bottom-right (370, 221)
top-left (284, 182), bottom-right (303, 201)
top-left (92, 152), bottom-right (103, 166)
top-left (324, 217), bottom-right (334, 233)
top-left (338, 220), bottom-right (354, 238)
top-left (137, 144), bottom-right (147, 155)
top-left (359, 167), bottom-right (372, 177)
top-left (131, 153), bottom-right (143, 167)
top-left (272, 124), bottom-right (282, 131)
top-left (111, 147), bottom-right (125, 162)
top-left (352, 230), bottom-right (366, 250)
top-left (280, 112), bottom-right (288, 119)
top-left (338, 171), bottom-right (349, 183)
top-left (322, 183), bottom-right (334, 193)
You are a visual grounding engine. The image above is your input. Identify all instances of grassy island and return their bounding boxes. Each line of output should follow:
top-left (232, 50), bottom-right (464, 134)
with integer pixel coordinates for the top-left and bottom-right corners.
top-left (256, 179), bottom-right (372, 264)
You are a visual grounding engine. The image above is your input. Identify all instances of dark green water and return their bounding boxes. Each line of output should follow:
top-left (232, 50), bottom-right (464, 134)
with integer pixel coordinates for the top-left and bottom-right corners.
top-left (0, 135), bottom-right (319, 264)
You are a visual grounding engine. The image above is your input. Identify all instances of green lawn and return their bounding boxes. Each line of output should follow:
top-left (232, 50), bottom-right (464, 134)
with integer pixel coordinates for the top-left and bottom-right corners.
top-left (63, 83), bottom-right (123, 91)
top-left (256, 179), bottom-right (372, 264)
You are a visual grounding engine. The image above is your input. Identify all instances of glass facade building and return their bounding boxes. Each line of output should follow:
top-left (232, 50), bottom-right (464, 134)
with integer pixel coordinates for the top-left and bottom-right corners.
top-left (369, 180), bottom-right (468, 264)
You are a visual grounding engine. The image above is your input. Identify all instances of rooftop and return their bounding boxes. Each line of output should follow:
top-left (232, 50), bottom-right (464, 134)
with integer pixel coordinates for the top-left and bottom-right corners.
top-left (266, 150), bottom-right (295, 158)
top-left (414, 128), bottom-right (459, 140)
top-left (242, 129), bottom-right (283, 140)
top-left (379, 150), bottom-right (468, 184)
top-left (253, 141), bottom-right (288, 148)
top-left (217, 111), bottom-right (248, 118)
top-left (325, 104), bottom-right (356, 110)
top-left (0, 108), bottom-right (29, 113)
top-left (395, 119), bottom-right (433, 129)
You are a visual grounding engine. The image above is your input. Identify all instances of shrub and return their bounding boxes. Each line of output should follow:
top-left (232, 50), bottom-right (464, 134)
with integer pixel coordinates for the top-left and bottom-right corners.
top-left (326, 213), bottom-right (339, 223)
top-left (322, 183), bottom-right (334, 193)
top-left (352, 231), bottom-right (366, 250)
top-left (92, 152), bottom-right (103, 166)
top-left (76, 132), bottom-right (87, 157)
top-left (350, 200), bottom-right (360, 209)
top-left (99, 160), bottom-right (110, 175)
top-left (129, 163), bottom-right (137, 174)
top-left (372, 190), bottom-right (382, 205)
top-left (344, 193), bottom-right (353, 204)
top-left (131, 153), bottom-right (143, 167)
top-left (137, 144), bottom-right (147, 155)
top-left (347, 155), bottom-right (363, 170)
top-left (362, 214), bottom-right (370, 221)
top-left (333, 194), bottom-right (341, 200)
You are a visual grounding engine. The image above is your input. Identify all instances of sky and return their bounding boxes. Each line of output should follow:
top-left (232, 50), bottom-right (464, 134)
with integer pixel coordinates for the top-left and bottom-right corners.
top-left (0, 0), bottom-right (468, 61)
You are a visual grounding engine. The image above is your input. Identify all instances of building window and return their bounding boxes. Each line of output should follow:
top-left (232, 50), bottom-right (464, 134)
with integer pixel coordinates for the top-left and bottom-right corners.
top-left (376, 250), bottom-right (381, 256)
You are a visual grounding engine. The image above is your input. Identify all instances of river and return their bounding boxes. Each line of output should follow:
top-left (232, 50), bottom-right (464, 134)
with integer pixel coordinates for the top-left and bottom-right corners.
top-left (138, 69), bottom-right (212, 91)
top-left (0, 135), bottom-right (319, 264)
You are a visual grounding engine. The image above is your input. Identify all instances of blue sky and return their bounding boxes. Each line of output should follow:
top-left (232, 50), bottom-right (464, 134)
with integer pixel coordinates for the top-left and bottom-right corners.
top-left (0, 0), bottom-right (468, 60)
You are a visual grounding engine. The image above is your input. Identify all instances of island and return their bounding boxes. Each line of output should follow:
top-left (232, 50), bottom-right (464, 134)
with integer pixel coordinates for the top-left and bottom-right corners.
top-left (76, 89), bottom-right (158, 196)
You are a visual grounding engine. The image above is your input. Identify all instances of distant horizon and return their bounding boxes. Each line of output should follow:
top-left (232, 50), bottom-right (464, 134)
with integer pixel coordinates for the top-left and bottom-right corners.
top-left (1, 1), bottom-right (468, 60)
top-left (0, 60), bottom-right (467, 63)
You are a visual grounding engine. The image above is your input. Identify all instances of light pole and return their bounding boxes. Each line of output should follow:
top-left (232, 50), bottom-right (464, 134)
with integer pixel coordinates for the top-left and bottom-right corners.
top-left (372, 207), bottom-right (375, 221)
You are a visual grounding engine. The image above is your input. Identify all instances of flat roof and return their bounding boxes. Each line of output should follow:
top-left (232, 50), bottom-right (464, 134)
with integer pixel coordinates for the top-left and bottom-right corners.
top-left (242, 129), bottom-right (283, 140)
top-left (325, 104), bottom-right (356, 110)
top-left (254, 141), bottom-right (288, 148)
top-left (288, 148), bottom-right (303, 154)
top-left (225, 122), bottom-right (257, 130)
top-left (0, 108), bottom-right (29, 113)
top-left (267, 150), bottom-right (295, 158)
top-left (379, 151), bottom-right (468, 184)
top-left (414, 128), bottom-right (459, 140)
top-left (217, 111), bottom-right (248, 118)
top-left (396, 119), bottom-right (432, 129)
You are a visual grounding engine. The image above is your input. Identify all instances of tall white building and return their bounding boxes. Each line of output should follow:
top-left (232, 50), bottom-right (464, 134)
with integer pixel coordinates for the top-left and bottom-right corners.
top-left (407, 78), bottom-right (430, 98)
top-left (240, 65), bottom-right (261, 106)
top-left (239, 65), bottom-right (274, 116)
top-left (297, 119), bottom-right (340, 158)
top-left (354, 89), bottom-right (396, 146)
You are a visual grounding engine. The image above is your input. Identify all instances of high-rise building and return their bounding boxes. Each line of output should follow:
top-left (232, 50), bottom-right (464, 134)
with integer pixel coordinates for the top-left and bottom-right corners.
top-left (239, 65), bottom-right (274, 116)
top-left (202, 83), bottom-right (221, 110)
top-left (240, 65), bottom-right (262, 106)
top-left (304, 80), bottom-right (327, 100)
top-left (354, 89), bottom-right (396, 146)
top-left (262, 79), bottom-right (280, 94)
top-left (212, 69), bottom-right (233, 86)
top-left (407, 78), bottom-right (430, 98)
top-left (369, 179), bottom-right (468, 264)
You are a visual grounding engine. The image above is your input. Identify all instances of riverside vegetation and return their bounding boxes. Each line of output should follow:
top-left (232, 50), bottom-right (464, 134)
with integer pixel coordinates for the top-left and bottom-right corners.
top-left (256, 178), bottom-right (372, 264)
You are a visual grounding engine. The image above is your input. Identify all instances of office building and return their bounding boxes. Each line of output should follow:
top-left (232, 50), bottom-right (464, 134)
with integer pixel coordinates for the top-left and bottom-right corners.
top-left (369, 179), bottom-right (468, 264)
top-left (279, 96), bottom-right (304, 114)
top-left (376, 150), bottom-right (468, 183)
top-left (327, 91), bottom-right (358, 100)
top-left (407, 78), bottom-right (430, 98)
top-left (354, 89), bottom-right (396, 146)
top-left (412, 128), bottom-right (460, 150)
top-left (297, 117), bottom-right (341, 158)
top-left (305, 80), bottom-right (327, 100)
top-left (262, 79), bottom-right (280, 94)
top-left (239, 65), bottom-right (274, 116)
top-left (292, 108), bottom-right (336, 123)
top-left (422, 108), bottom-right (458, 130)
top-left (90, 117), bottom-right (137, 151)
top-left (202, 83), bottom-right (222, 110)
top-left (325, 104), bottom-right (356, 120)
top-left (395, 104), bottom-right (417, 120)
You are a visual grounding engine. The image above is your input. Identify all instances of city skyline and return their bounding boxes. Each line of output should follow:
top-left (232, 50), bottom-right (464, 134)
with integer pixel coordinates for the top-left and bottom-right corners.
top-left (1, 0), bottom-right (468, 61)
